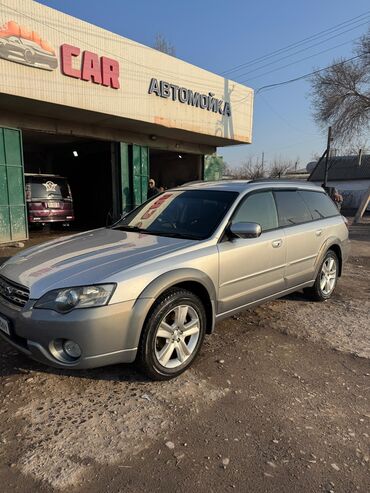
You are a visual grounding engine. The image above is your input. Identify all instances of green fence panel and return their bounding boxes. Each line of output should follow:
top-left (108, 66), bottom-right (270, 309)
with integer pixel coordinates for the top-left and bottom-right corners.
top-left (0, 127), bottom-right (28, 244)
top-left (119, 142), bottom-right (132, 212)
top-left (132, 144), bottom-right (149, 208)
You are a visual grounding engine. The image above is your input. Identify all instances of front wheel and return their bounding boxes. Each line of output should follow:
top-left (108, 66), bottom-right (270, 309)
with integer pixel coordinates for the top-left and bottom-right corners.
top-left (136, 288), bottom-right (206, 380)
top-left (304, 250), bottom-right (339, 301)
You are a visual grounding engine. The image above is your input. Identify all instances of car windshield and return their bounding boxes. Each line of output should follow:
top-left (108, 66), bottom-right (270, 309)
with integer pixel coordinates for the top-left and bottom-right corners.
top-left (113, 190), bottom-right (238, 240)
top-left (26, 176), bottom-right (71, 200)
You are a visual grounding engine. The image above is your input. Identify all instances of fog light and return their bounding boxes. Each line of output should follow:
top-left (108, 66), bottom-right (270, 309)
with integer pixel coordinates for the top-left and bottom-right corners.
top-left (63, 340), bottom-right (81, 359)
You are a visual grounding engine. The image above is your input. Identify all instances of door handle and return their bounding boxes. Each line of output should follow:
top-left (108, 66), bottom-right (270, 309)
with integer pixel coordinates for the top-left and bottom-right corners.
top-left (272, 239), bottom-right (282, 248)
top-left (316, 229), bottom-right (323, 236)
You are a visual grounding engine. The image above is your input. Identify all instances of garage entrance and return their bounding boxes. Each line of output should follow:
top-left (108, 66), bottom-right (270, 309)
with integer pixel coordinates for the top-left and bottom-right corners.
top-left (149, 149), bottom-right (203, 190)
top-left (22, 131), bottom-right (113, 230)
top-left (0, 127), bottom-right (207, 245)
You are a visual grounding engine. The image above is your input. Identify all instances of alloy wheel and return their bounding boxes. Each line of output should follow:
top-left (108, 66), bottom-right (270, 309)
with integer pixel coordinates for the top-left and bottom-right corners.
top-left (154, 304), bottom-right (200, 369)
top-left (320, 257), bottom-right (337, 295)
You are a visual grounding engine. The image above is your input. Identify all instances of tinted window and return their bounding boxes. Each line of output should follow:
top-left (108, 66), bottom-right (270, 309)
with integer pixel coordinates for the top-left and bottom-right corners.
top-left (300, 191), bottom-right (339, 219)
top-left (25, 176), bottom-right (71, 200)
top-left (233, 191), bottom-right (278, 231)
top-left (115, 190), bottom-right (238, 240)
top-left (274, 191), bottom-right (312, 226)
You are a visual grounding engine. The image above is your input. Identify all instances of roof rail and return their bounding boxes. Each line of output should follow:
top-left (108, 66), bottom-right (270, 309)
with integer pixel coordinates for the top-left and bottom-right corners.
top-left (249, 178), bottom-right (300, 183)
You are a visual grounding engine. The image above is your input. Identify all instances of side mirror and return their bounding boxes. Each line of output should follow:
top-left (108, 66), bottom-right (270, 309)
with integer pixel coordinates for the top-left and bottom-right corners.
top-left (229, 222), bottom-right (262, 239)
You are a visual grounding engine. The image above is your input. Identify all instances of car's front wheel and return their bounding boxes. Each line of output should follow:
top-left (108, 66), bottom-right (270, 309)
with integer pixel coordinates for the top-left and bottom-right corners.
top-left (137, 288), bottom-right (206, 380)
top-left (304, 250), bottom-right (339, 301)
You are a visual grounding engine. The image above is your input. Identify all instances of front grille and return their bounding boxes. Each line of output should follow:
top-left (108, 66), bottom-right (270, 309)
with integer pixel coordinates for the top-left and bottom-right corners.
top-left (0, 275), bottom-right (30, 307)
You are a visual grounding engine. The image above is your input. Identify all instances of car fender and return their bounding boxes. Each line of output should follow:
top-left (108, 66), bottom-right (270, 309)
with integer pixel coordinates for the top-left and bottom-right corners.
top-left (128, 269), bottom-right (217, 349)
top-left (314, 236), bottom-right (343, 278)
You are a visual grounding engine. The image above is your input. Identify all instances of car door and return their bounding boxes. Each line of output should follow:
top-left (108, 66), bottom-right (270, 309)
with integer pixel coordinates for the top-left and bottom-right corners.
top-left (273, 190), bottom-right (320, 288)
top-left (217, 190), bottom-right (286, 315)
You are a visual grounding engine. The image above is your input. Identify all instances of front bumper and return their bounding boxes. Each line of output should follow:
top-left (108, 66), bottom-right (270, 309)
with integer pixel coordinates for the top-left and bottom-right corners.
top-left (0, 297), bottom-right (144, 369)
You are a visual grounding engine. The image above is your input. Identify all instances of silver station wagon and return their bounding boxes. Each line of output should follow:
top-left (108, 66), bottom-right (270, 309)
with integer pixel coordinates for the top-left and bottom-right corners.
top-left (0, 180), bottom-right (350, 380)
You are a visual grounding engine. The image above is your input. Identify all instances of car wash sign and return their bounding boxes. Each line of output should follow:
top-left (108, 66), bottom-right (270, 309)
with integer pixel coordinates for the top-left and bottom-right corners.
top-left (0, 20), bottom-right (120, 89)
top-left (148, 78), bottom-right (232, 117)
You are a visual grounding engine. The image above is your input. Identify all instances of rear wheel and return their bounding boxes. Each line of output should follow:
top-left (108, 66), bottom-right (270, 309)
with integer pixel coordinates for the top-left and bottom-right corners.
top-left (304, 250), bottom-right (338, 301)
top-left (136, 288), bottom-right (206, 380)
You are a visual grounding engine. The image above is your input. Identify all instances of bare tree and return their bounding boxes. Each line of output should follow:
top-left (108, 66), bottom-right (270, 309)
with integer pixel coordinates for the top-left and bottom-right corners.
top-left (268, 158), bottom-right (292, 178)
top-left (310, 29), bottom-right (370, 143)
top-left (333, 137), bottom-right (369, 155)
top-left (153, 33), bottom-right (176, 56)
top-left (225, 157), bottom-right (265, 179)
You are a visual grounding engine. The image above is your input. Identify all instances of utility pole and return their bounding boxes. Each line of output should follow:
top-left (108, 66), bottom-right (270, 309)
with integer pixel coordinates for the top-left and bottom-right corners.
top-left (323, 126), bottom-right (332, 188)
top-left (261, 152), bottom-right (265, 175)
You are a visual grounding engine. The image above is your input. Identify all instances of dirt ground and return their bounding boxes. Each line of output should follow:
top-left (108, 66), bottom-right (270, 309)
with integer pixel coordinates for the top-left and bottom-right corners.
top-left (0, 220), bottom-right (369, 493)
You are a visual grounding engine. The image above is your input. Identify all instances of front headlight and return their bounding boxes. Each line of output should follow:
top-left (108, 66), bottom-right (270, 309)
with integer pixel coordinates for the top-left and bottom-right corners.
top-left (34, 284), bottom-right (116, 313)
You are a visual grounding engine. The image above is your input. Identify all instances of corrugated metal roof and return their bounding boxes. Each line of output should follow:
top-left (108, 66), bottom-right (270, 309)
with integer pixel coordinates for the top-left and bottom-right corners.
top-left (308, 155), bottom-right (370, 181)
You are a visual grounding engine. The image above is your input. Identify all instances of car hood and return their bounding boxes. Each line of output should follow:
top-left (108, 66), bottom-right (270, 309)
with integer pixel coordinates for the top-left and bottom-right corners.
top-left (0, 228), bottom-right (194, 298)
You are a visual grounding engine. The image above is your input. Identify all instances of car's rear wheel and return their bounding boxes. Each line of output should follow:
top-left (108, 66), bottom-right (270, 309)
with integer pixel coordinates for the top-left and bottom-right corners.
top-left (136, 288), bottom-right (206, 380)
top-left (304, 250), bottom-right (339, 301)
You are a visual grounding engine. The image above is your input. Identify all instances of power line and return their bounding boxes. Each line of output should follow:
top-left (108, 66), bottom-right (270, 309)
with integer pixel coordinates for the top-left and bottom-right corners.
top-left (240, 35), bottom-right (362, 84)
top-left (231, 53), bottom-right (365, 109)
top-left (221, 11), bottom-right (370, 76)
top-left (233, 21), bottom-right (369, 80)
top-left (255, 54), bottom-right (364, 94)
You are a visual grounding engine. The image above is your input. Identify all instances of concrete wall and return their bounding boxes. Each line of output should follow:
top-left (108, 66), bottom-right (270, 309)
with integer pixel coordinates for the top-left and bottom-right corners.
top-left (0, 0), bottom-right (253, 147)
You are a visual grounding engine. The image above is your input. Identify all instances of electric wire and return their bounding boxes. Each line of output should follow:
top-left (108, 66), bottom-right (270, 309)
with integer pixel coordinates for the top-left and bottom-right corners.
top-left (221, 11), bottom-right (370, 76)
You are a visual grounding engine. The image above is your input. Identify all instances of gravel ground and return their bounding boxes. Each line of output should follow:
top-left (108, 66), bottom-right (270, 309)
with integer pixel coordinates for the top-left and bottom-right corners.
top-left (0, 220), bottom-right (369, 492)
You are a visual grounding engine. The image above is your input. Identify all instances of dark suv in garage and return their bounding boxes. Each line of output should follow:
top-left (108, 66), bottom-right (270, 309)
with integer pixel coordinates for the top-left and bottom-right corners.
top-left (25, 173), bottom-right (74, 226)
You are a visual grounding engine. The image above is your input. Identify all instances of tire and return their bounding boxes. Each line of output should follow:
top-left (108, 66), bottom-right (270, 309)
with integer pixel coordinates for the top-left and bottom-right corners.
top-left (136, 288), bottom-right (207, 380)
top-left (304, 250), bottom-right (339, 301)
top-left (24, 50), bottom-right (34, 64)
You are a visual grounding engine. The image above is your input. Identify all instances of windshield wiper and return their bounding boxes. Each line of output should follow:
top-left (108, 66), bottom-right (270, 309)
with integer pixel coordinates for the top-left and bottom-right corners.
top-left (112, 225), bottom-right (200, 240)
top-left (148, 230), bottom-right (200, 240)
top-left (112, 225), bottom-right (145, 233)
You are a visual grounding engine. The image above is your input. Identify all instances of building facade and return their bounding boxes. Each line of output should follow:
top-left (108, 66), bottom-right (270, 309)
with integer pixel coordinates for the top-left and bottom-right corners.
top-left (0, 0), bottom-right (253, 244)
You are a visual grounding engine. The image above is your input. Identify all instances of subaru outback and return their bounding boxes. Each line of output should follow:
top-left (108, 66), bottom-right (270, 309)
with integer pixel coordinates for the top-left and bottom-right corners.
top-left (0, 180), bottom-right (350, 380)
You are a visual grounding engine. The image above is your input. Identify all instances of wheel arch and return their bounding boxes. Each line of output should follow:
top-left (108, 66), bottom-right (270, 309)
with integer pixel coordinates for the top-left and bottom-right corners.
top-left (315, 239), bottom-right (343, 278)
top-left (135, 269), bottom-right (216, 336)
top-left (327, 244), bottom-right (343, 277)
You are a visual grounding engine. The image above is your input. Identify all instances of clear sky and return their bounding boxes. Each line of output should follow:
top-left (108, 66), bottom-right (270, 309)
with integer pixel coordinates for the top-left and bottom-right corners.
top-left (38, 0), bottom-right (370, 170)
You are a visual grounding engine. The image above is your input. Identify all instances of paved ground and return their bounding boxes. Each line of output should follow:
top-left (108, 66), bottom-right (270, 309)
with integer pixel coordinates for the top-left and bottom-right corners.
top-left (0, 220), bottom-right (369, 492)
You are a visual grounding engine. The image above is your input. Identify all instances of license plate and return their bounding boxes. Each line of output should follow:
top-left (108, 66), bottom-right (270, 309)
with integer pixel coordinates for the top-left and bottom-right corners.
top-left (48, 201), bottom-right (60, 208)
top-left (0, 314), bottom-right (10, 336)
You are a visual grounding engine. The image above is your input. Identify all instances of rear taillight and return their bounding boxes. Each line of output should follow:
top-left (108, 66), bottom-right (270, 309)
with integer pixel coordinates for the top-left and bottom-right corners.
top-left (29, 202), bottom-right (42, 210)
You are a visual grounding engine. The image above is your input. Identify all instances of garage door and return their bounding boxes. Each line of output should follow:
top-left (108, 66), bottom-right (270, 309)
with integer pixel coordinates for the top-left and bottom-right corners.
top-left (0, 127), bottom-right (28, 244)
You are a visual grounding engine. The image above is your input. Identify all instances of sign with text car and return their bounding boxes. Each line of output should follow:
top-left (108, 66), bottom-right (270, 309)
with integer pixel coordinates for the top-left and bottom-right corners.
top-left (0, 0), bottom-right (253, 144)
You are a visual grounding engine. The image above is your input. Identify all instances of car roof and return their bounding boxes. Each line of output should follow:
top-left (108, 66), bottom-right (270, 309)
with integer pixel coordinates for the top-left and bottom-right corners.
top-left (176, 179), bottom-right (323, 193)
top-left (25, 173), bottom-right (67, 179)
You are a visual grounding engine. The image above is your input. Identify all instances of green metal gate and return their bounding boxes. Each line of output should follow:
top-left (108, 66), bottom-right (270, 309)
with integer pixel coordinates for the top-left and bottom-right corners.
top-left (117, 143), bottom-right (149, 216)
top-left (132, 145), bottom-right (149, 208)
top-left (0, 127), bottom-right (28, 244)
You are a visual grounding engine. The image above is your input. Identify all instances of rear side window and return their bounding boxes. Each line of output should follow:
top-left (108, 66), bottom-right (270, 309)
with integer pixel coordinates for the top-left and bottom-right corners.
top-left (232, 191), bottom-right (278, 231)
top-left (274, 190), bottom-right (312, 226)
top-left (299, 190), bottom-right (340, 219)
